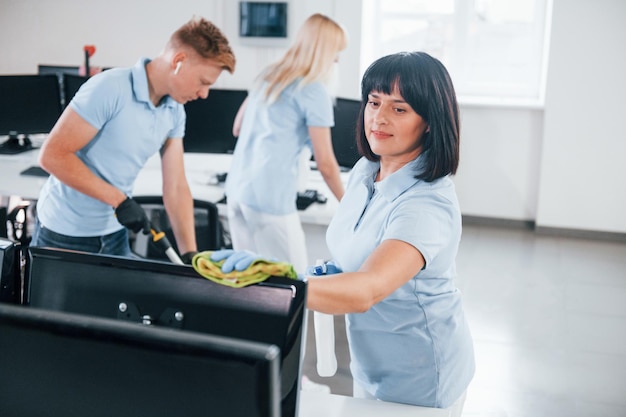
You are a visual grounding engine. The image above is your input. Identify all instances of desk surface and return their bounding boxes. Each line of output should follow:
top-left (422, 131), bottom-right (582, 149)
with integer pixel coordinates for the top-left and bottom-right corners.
top-left (298, 391), bottom-right (449, 417)
top-left (0, 150), bottom-right (346, 226)
top-left (0, 147), bottom-right (48, 200)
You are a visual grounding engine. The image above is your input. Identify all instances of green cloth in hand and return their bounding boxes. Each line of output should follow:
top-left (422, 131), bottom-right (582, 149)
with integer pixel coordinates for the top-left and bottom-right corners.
top-left (192, 251), bottom-right (298, 288)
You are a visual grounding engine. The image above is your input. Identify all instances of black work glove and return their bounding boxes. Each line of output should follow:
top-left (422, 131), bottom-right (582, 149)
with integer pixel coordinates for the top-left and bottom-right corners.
top-left (114, 197), bottom-right (150, 234)
top-left (181, 251), bottom-right (198, 265)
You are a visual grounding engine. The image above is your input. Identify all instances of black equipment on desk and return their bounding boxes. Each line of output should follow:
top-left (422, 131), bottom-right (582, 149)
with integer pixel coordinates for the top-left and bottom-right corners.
top-left (19, 166), bottom-right (50, 177)
top-left (296, 189), bottom-right (327, 210)
top-left (0, 303), bottom-right (281, 417)
top-left (0, 74), bottom-right (63, 155)
top-left (24, 247), bottom-right (307, 417)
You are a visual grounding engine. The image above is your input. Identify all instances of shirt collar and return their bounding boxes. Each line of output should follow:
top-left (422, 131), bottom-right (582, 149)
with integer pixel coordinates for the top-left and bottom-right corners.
top-left (358, 154), bottom-right (428, 202)
top-left (131, 58), bottom-right (178, 109)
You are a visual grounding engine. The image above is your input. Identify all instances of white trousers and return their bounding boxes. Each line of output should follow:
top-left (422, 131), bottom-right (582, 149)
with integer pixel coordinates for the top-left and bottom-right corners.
top-left (226, 200), bottom-right (308, 273)
top-left (353, 381), bottom-right (467, 417)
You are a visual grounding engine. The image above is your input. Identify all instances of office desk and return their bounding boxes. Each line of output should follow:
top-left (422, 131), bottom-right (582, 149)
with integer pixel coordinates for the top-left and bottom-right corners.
top-left (133, 152), bottom-right (345, 226)
top-left (0, 149), bottom-right (48, 200)
top-left (298, 391), bottom-right (449, 417)
top-left (0, 151), bottom-right (346, 226)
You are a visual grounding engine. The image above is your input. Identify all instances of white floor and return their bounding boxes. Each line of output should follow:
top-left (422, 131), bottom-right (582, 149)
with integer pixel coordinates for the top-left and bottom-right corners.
top-left (301, 223), bottom-right (626, 417)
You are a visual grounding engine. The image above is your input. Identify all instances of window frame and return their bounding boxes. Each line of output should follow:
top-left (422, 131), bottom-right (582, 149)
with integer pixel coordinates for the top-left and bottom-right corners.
top-left (360, 0), bottom-right (553, 108)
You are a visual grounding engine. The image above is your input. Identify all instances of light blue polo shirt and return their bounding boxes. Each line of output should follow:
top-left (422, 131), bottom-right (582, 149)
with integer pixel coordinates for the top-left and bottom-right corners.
top-left (225, 80), bottom-right (334, 215)
top-left (37, 58), bottom-right (186, 236)
top-left (326, 155), bottom-right (475, 408)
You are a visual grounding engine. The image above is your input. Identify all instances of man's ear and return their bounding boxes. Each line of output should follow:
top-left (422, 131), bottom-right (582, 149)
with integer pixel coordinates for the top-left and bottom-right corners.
top-left (171, 51), bottom-right (187, 72)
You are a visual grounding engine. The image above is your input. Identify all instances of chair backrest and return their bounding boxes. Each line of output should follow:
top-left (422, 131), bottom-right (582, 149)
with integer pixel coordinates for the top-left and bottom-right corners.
top-left (0, 238), bottom-right (21, 304)
top-left (130, 196), bottom-right (224, 260)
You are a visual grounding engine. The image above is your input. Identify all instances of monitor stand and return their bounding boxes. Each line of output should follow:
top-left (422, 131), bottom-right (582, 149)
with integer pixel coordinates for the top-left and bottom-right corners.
top-left (0, 135), bottom-right (34, 155)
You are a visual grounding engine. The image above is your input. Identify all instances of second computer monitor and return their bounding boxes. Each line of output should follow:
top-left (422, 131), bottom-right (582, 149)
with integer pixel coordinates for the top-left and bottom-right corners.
top-left (183, 89), bottom-right (248, 154)
top-left (62, 73), bottom-right (91, 107)
top-left (0, 74), bottom-right (62, 138)
top-left (331, 97), bottom-right (362, 171)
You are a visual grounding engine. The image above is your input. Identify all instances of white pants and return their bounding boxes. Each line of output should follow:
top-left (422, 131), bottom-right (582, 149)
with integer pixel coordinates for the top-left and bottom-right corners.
top-left (353, 381), bottom-right (467, 417)
top-left (227, 200), bottom-right (308, 273)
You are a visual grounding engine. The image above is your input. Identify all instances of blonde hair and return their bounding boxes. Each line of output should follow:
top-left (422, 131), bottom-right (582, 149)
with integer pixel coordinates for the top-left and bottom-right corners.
top-left (261, 13), bottom-right (347, 102)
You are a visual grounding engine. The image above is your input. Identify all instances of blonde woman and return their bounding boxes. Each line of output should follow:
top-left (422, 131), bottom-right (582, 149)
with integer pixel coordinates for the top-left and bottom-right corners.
top-left (225, 13), bottom-right (346, 273)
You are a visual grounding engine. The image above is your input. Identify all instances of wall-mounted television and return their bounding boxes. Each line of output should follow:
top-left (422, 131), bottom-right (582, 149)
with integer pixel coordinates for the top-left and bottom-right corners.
top-left (240, 2), bottom-right (288, 38)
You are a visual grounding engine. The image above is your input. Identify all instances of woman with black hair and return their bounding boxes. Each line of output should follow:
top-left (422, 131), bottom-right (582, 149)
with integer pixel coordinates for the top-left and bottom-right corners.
top-left (213, 51), bottom-right (474, 413)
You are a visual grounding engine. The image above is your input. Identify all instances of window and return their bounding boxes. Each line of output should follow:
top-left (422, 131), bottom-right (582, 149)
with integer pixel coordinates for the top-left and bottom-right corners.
top-left (360, 0), bottom-right (553, 106)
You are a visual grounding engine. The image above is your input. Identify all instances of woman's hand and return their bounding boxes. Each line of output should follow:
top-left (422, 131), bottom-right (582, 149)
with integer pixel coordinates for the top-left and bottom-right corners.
top-left (210, 249), bottom-right (262, 272)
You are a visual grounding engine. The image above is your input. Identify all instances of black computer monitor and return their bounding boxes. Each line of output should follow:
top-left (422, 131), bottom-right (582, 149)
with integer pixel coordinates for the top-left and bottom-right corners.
top-left (37, 64), bottom-right (80, 76)
top-left (24, 247), bottom-right (306, 417)
top-left (62, 73), bottom-right (90, 107)
top-left (183, 88), bottom-right (248, 154)
top-left (37, 64), bottom-right (81, 103)
top-left (0, 75), bottom-right (62, 154)
top-left (40, 64), bottom-right (109, 108)
top-left (0, 303), bottom-right (281, 417)
top-left (330, 97), bottom-right (362, 171)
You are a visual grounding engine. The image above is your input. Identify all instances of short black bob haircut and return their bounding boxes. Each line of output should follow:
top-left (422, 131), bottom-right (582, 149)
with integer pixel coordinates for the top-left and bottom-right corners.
top-left (355, 51), bottom-right (460, 182)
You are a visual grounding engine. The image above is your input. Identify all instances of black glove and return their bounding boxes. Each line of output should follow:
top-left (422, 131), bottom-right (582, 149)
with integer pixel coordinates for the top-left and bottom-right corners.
top-left (181, 251), bottom-right (198, 265)
top-left (115, 197), bottom-right (150, 234)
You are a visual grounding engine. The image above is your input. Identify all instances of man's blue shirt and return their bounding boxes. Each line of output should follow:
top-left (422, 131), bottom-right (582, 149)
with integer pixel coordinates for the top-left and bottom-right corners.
top-left (37, 58), bottom-right (185, 236)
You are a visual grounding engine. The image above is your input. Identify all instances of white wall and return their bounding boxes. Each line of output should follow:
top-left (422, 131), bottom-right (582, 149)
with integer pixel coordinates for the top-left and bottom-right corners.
top-left (0, 0), bottom-right (361, 97)
top-left (455, 105), bottom-right (544, 222)
top-left (536, 0), bottom-right (626, 234)
top-left (0, 0), bottom-right (624, 234)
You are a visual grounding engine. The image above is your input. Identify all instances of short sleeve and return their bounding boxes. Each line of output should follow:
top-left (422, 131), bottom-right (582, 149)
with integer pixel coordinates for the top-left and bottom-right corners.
top-left (297, 82), bottom-right (334, 128)
top-left (383, 195), bottom-right (456, 267)
top-left (69, 72), bottom-right (124, 130)
top-left (169, 104), bottom-right (186, 139)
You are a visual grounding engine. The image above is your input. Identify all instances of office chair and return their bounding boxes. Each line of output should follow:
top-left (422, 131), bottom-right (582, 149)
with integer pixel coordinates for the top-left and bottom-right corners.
top-left (0, 207), bottom-right (7, 239)
top-left (128, 196), bottom-right (226, 261)
top-left (5, 201), bottom-right (35, 245)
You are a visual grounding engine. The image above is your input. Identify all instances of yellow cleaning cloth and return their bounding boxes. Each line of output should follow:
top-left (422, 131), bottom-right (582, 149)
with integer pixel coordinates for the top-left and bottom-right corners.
top-left (191, 251), bottom-right (298, 288)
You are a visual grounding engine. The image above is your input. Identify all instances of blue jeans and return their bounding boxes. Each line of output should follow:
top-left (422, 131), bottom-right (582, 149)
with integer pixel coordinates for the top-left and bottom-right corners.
top-left (30, 218), bottom-right (132, 257)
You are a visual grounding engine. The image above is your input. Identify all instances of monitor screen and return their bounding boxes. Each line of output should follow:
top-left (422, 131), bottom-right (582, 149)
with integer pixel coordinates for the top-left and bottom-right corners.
top-left (183, 89), bottom-right (248, 154)
top-left (62, 73), bottom-right (90, 107)
top-left (240, 2), bottom-right (288, 38)
top-left (25, 247), bottom-right (306, 417)
top-left (0, 75), bottom-right (62, 137)
top-left (0, 303), bottom-right (281, 417)
top-left (330, 97), bottom-right (362, 171)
